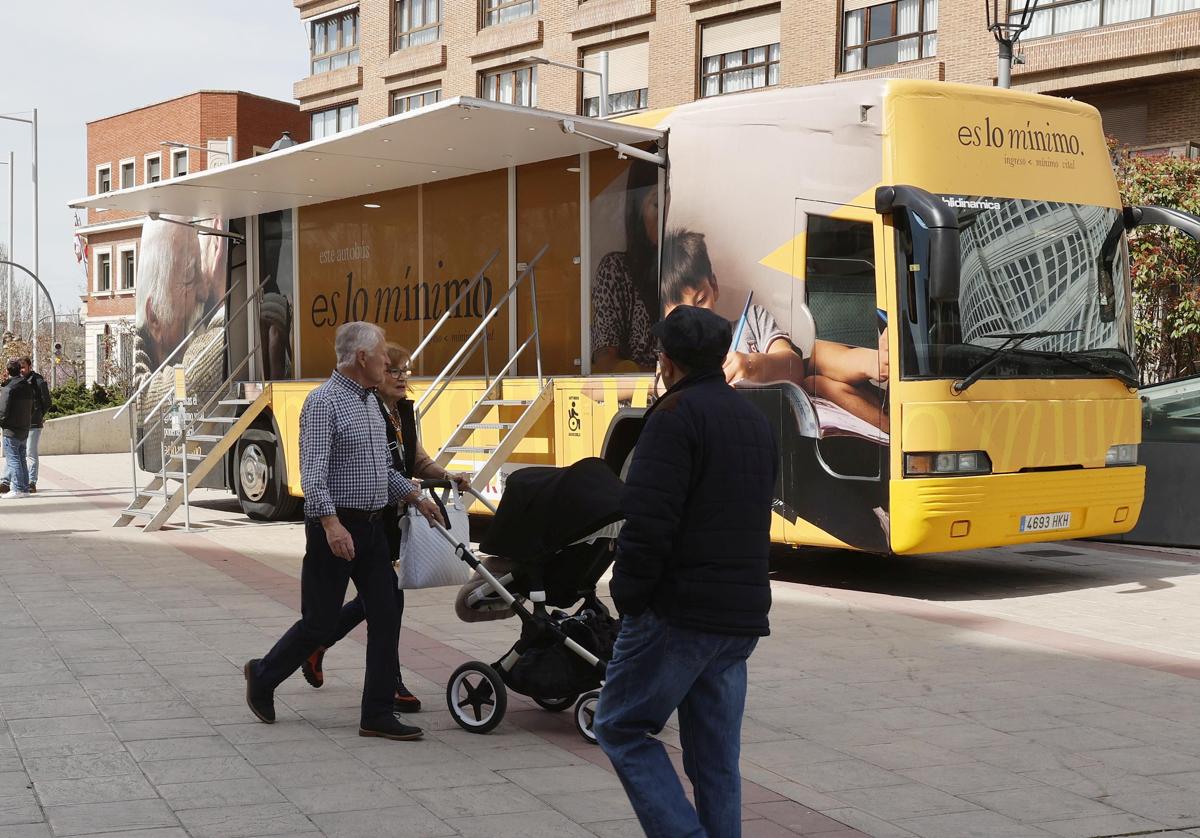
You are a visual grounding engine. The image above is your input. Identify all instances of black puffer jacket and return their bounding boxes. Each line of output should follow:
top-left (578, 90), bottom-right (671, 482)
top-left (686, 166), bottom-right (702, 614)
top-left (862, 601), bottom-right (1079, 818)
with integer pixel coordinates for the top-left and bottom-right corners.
top-left (0, 376), bottom-right (34, 440)
top-left (610, 369), bottom-right (779, 636)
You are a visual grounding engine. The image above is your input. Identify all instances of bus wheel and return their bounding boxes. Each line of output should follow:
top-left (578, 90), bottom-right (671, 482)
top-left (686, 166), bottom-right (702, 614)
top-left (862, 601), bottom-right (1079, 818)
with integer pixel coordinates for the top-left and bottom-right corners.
top-left (236, 428), bottom-right (300, 521)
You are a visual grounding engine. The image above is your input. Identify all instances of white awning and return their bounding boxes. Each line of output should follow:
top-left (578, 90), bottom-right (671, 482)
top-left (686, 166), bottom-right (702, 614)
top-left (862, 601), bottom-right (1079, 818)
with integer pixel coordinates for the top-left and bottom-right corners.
top-left (69, 97), bottom-right (666, 219)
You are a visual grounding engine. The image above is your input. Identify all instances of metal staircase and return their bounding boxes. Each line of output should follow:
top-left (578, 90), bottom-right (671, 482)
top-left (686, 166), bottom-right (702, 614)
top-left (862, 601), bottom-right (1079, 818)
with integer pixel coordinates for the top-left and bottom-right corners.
top-left (114, 275), bottom-right (271, 532)
top-left (409, 244), bottom-right (554, 492)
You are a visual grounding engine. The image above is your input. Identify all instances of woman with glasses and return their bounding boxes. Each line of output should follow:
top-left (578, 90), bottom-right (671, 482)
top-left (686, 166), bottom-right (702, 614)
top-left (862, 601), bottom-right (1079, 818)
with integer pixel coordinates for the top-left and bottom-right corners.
top-left (300, 342), bottom-right (471, 712)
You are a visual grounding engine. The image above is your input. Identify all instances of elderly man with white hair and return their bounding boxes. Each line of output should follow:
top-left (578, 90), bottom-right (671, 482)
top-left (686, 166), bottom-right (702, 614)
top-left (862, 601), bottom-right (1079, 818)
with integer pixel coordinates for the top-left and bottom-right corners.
top-left (244, 321), bottom-right (443, 741)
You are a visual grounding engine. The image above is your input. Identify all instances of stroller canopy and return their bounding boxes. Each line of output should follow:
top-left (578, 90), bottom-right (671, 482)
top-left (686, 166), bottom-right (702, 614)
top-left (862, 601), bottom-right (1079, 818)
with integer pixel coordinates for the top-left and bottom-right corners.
top-left (481, 458), bottom-right (624, 562)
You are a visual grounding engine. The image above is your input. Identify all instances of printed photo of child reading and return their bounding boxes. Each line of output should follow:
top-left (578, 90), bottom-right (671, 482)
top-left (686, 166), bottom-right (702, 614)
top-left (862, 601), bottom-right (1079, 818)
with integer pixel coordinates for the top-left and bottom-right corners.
top-left (661, 228), bottom-right (889, 436)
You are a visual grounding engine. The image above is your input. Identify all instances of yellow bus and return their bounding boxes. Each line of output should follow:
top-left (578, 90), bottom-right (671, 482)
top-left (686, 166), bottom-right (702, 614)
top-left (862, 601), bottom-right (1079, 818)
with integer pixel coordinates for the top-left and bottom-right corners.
top-left (77, 78), bottom-right (1195, 553)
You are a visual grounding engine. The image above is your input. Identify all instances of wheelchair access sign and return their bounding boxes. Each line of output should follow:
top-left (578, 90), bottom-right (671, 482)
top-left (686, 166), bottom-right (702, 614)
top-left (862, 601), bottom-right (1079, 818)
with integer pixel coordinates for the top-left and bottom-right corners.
top-left (567, 395), bottom-right (582, 437)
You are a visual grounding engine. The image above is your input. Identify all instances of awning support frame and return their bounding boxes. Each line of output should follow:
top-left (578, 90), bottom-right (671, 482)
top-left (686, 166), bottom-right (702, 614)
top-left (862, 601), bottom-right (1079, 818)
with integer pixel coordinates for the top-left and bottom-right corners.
top-left (559, 120), bottom-right (667, 167)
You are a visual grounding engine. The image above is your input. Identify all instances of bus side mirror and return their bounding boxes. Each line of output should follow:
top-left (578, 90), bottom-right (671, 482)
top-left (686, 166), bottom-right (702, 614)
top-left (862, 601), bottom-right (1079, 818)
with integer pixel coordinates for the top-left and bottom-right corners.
top-left (876, 185), bottom-right (961, 303)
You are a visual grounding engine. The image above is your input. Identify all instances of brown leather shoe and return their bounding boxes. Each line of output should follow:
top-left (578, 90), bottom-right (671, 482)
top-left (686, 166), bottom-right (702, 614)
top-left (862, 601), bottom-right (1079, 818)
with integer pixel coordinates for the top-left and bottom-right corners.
top-left (302, 647), bottom-right (326, 688)
top-left (394, 679), bottom-right (422, 713)
top-left (28, 484), bottom-right (35, 494)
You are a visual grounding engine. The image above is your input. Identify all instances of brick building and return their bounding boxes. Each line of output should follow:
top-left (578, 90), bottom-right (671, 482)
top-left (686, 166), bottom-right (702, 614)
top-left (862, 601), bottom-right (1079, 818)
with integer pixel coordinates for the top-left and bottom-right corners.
top-left (290, 0), bottom-right (1200, 154)
top-left (78, 91), bottom-right (309, 386)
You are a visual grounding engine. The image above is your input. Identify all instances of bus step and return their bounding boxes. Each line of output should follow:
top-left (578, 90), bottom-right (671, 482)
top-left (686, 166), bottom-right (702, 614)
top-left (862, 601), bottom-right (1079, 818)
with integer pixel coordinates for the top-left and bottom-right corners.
top-left (190, 434), bottom-right (225, 443)
top-left (163, 472), bottom-right (189, 480)
top-left (445, 446), bottom-right (497, 454)
top-left (464, 423), bottom-right (516, 430)
top-left (167, 453), bottom-right (206, 463)
top-left (137, 489), bottom-right (170, 498)
top-left (121, 508), bottom-right (156, 518)
top-left (480, 400), bottom-right (532, 406)
top-left (198, 416), bottom-right (239, 424)
top-left (219, 399), bottom-right (254, 406)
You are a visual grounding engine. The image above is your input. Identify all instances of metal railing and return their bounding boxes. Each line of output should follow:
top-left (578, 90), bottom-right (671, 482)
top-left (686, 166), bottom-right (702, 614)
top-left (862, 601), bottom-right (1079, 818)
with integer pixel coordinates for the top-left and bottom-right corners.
top-left (122, 274), bottom-right (271, 504)
top-left (414, 244), bottom-right (548, 423)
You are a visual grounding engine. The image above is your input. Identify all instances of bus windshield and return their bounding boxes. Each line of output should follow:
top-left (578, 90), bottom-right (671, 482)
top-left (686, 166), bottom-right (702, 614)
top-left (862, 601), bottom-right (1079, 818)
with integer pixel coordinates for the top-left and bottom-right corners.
top-left (898, 197), bottom-right (1137, 383)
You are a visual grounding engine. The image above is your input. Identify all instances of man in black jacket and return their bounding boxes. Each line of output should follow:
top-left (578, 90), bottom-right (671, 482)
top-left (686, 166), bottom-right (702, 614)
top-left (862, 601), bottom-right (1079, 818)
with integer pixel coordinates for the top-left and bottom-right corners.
top-left (9, 357), bottom-right (49, 493)
top-left (0, 359), bottom-right (35, 499)
top-left (594, 305), bottom-right (779, 838)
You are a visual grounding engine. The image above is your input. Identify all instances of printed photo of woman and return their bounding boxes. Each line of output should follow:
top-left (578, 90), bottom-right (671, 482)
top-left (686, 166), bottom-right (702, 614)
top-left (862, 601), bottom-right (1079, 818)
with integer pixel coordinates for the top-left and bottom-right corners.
top-left (589, 159), bottom-right (663, 373)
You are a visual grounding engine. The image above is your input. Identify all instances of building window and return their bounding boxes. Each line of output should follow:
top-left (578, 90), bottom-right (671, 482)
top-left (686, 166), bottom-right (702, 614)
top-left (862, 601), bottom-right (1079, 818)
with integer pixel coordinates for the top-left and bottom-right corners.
top-left (97, 252), bottom-right (112, 292)
top-left (119, 160), bottom-right (135, 189)
top-left (97, 165), bottom-right (111, 194)
top-left (171, 149), bottom-right (188, 177)
top-left (395, 0), bottom-right (441, 49)
top-left (481, 66), bottom-right (536, 106)
top-left (481, 0), bottom-right (537, 28)
top-left (119, 248), bottom-right (136, 291)
top-left (1016, 0), bottom-right (1199, 38)
top-left (583, 40), bottom-right (650, 117)
top-left (392, 87), bottom-right (442, 115)
top-left (311, 8), bottom-right (361, 74)
top-left (311, 103), bottom-right (360, 140)
top-left (842, 0), bottom-right (937, 72)
top-left (145, 154), bottom-right (162, 183)
top-left (700, 10), bottom-right (782, 97)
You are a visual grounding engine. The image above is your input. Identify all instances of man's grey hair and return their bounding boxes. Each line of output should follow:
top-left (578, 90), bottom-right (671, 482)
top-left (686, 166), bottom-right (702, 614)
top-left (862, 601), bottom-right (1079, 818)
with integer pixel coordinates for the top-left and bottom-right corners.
top-left (334, 321), bottom-right (385, 367)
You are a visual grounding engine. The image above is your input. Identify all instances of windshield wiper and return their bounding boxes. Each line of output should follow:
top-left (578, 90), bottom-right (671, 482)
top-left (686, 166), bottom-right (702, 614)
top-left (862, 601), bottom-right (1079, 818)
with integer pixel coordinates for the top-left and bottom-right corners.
top-left (952, 330), bottom-right (1081, 394)
top-left (1049, 351), bottom-right (1140, 389)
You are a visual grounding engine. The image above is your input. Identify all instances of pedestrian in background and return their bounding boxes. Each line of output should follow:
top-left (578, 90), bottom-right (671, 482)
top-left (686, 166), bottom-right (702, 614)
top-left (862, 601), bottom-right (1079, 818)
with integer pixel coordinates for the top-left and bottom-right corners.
top-left (594, 305), bottom-right (779, 838)
top-left (0, 358), bottom-right (35, 500)
top-left (17, 357), bottom-right (49, 493)
top-left (243, 322), bottom-right (444, 741)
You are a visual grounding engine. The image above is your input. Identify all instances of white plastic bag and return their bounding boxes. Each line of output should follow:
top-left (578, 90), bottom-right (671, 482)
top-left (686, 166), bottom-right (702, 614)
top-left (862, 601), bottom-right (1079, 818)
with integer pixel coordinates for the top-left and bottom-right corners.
top-left (396, 484), bottom-right (472, 589)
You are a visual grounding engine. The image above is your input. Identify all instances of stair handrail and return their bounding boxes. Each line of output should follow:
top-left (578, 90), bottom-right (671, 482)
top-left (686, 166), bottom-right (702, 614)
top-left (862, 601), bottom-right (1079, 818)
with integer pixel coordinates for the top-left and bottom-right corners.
top-left (407, 249), bottom-right (500, 371)
top-left (129, 276), bottom-right (273, 458)
top-left (413, 244), bottom-right (548, 419)
top-left (115, 272), bottom-right (265, 422)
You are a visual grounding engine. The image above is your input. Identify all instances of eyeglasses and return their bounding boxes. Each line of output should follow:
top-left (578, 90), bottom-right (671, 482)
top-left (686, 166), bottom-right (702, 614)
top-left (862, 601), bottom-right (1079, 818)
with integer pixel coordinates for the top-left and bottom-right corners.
top-left (386, 367), bottom-right (412, 378)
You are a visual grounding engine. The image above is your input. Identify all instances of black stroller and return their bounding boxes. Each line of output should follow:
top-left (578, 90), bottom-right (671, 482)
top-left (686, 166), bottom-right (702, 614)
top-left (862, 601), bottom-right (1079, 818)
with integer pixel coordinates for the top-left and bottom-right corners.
top-left (431, 457), bottom-right (624, 741)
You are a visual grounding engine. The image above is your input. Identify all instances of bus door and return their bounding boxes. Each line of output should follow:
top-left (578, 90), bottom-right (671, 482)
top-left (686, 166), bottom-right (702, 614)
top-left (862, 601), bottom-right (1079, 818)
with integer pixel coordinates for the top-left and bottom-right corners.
top-left (789, 203), bottom-right (890, 551)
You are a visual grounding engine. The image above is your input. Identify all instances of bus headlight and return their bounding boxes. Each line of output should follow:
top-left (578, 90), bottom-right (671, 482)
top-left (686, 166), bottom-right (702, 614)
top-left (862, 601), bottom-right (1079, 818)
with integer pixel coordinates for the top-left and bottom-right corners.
top-left (905, 451), bottom-right (992, 477)
top-left (1105, 444), bottom-right (1138, 466)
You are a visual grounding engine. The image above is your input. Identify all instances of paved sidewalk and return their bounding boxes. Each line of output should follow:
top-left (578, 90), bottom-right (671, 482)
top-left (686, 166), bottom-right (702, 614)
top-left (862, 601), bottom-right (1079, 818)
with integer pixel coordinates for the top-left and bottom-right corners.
top-left (0, 454), bottom-right (1199, 837)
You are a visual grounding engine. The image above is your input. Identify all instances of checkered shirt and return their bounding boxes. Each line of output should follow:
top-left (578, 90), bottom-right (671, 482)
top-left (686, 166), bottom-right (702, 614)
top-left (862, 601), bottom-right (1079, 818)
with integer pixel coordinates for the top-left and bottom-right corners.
top-left (299, 370), bottom-right (418, 519)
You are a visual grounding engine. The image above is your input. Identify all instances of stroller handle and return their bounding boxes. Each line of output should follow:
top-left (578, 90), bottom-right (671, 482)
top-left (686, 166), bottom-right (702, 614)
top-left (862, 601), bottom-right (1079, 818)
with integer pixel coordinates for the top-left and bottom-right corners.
top-left (416, 478), bottom-right (498, 514)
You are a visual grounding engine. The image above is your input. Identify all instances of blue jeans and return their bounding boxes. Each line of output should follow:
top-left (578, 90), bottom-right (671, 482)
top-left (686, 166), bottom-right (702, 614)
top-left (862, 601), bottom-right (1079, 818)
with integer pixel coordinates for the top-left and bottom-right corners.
top-left (594, 611), bottom-right (758, 838)
top-left (4, 436), bottom-right (29, 493)
top-left (2, 428), bottom-right (38, 486)
top-left (26, 427), bottom-right (40, 485)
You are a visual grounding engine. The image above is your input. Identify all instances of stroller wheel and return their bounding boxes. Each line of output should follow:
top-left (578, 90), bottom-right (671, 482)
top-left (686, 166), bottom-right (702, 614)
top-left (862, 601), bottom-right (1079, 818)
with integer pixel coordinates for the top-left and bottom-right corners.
top-left (447, 662), bottom-right (507, 734)
top-left (574, 690), bottom-right (601, 744)
top-left (533, 695), bottom-right (578, 713)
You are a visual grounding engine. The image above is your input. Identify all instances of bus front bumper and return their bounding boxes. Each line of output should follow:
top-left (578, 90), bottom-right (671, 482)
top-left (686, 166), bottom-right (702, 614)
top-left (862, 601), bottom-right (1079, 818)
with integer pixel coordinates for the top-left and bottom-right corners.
top-left (889, 466), bottom-right (1145, 555)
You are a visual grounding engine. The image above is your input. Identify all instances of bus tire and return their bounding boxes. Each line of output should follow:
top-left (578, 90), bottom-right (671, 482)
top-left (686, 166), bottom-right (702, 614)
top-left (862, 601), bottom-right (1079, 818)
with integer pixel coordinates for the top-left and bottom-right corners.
top-left (236, 424), bottom-right (300, 522)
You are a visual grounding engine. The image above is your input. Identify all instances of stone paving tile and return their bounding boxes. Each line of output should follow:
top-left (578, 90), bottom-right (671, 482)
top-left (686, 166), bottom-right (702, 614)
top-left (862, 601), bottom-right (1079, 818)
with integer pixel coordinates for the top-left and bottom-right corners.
top-left (1034, 811), bottom-right (1175, 837)
top-left (899, 762), bottom-right (1043, 795)
top-left (378, 757), bottom-right (511, 791)
top-left (155, 777), bottom-right (288, 810)
top-left (1099, 790), bottom-right (1200, 826)
top-left (309, 804), bottom-right (455, 837)
top-left (32, 773), bottom-right (160, 807)
top-left (14, 732), bottom-right (126, 760)
top-left (830, 783), bottom-right (980, 820)
top-left (258, 758), bottom-right (386, 790)
top-left (44, 799), bottom-right (180, 836)
top-left (1079, 744), bottom-right (1200, 775)
top-left (280, 781), bottom-right (415, 815)
top-left (125, 735), bottom-right (239, 762)
top-left (0, 824), bottom-right (53, 838)
top-left (0, 698), bottom-right (100, 720)
top-left (446, 808), bottom-right (598, 838)
top-left (896, 810), bottom-right (1054, 837)
top-left (499, 763), bottom-right (626, 796)
top-left (774, 758), bottom-right (909, 793)
top-left (963, 785), bottom-right (1121, 821)
top-left (541, 787), bottom-right (638, 824)
top-left (0, 791), bottom-right (45, 826)
top-left (175, 802), bottom-right (317, 838)
top-left (407, 782), bottom-right (546, 820)
top-left (111, 717), bottom-right (218, 742)
top-left (8, 714), bottom-right (112, 739)
top-left (138, 756), bottom-right (261, 786)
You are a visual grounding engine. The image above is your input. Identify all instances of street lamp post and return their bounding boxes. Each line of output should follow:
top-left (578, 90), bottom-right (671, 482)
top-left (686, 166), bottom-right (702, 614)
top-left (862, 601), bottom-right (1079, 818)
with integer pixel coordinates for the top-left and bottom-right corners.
top-left (0, 110), bottom-right (38, 371)
top-left (0, 259), bottom-right (56, 387)
top-left (0, 151), bottom-right (12, 334)
top-left (987, 0), bottom-right (1040, 89)
top-left (520, 54), bottom-right (610, 117)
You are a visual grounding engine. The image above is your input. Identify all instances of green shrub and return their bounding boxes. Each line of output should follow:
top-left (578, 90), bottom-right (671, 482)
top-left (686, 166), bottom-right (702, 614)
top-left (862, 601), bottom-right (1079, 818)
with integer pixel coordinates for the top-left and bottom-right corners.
top-left (46, 381), bottom-right (122, 420)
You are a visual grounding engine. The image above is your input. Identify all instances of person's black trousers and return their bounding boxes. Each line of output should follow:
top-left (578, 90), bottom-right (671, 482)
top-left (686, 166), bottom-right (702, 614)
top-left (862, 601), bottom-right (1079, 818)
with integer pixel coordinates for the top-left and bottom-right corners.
top-left (253, 513), bottom-right (400, 723)
top-left (326, 505), bottom-right (404, 646)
